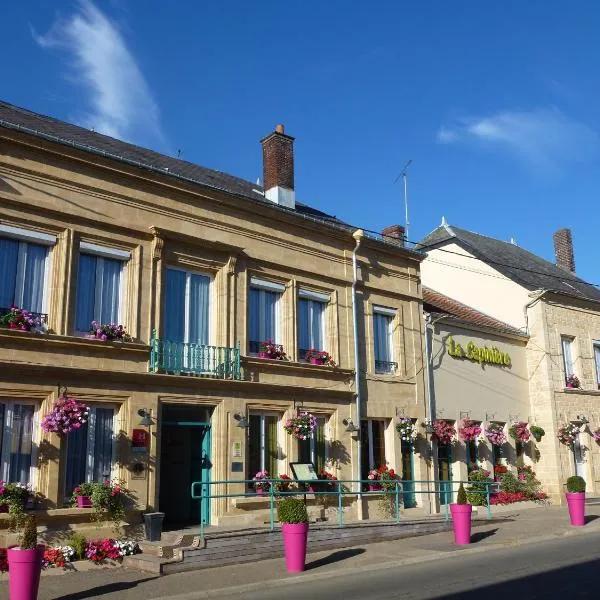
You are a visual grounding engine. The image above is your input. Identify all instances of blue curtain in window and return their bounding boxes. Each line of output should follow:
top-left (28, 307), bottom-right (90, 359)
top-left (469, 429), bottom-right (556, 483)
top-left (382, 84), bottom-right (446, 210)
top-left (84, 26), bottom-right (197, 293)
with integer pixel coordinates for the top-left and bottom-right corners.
top-left (0, 238), bottom-right (18, 308)
top-left (0, 404), bottom-right (4, 473)
top-left (93, 408), bottom-right (114, 482)
top-left (99, 258), bottom-right (122, 324)
top-left (75, 254), bottom-right (97, 331)
top-left (8, 404), bottom-right (34, 484)
top-left (189, 274), bottom-right (210, 345)
top-left (298, 299), bottom-right (324, 355)
top-left (374, 314), bottom-right (391, 363)
top-left (298, 299), bottom-right (309, 354)
top-left (65, 421), bottom-right (88, 498)
top-left (22, 243), bottom-right (47, 312)
top-left (248, 288), bottom-right (261, 345)
top-left (164, 268), bottom-right (186, 343)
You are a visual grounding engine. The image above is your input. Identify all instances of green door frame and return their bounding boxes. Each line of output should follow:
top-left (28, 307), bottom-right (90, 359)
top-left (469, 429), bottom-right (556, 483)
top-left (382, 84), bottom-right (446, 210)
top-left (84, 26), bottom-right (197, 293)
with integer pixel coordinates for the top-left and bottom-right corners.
top-left (438, 444), bottom-right (453, 505)
top-left (163, 420), bottom-right (212, 525)
top-left (401, 441), bottom-right (416, 508)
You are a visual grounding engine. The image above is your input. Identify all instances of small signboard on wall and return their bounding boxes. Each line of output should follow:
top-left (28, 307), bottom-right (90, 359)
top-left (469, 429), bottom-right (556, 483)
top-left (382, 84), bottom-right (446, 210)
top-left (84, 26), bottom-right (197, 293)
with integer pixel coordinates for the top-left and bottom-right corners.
top-left (289, 462), bottom-right (319, 482)
top-left (131, 429), bottom-right (149, 453)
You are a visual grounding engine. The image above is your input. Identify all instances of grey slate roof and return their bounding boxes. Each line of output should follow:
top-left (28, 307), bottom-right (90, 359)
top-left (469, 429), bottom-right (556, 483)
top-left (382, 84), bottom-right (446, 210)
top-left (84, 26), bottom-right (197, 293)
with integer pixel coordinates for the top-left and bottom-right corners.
top-left (418, 224), bottom-right (600, 303)
top-left (0, 99), bottom-right (344, 229)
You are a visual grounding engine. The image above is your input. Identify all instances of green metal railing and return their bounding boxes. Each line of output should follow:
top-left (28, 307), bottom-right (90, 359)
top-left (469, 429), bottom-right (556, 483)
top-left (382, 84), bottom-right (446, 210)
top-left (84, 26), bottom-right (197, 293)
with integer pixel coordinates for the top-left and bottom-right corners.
top-left (150, 330), bottom-right (241, 379)
top-left (190, 478), bottom-right (500, 540)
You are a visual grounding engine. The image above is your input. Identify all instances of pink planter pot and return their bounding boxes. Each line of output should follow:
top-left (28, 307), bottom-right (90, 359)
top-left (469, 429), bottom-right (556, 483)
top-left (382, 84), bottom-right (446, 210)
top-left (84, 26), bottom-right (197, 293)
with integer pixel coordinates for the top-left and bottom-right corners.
top-left (309, 358), bottom-right (323, 365)
top-left (450, 504), bottom-right (472, 545)
top-left (76, 495), bottom-right (93, 508)
top-left (255, 488), bottom-right (266, 496)
top-left (7, 545), bottom-right (45, 600)
top-left (566, 492), bottom-right (586, 526)
top-left (282, 523), bottom-right (309, 573)
top-left (368, 484), bottom-right (382, 492)
top-left (259, 352), bottom-right (269, 358)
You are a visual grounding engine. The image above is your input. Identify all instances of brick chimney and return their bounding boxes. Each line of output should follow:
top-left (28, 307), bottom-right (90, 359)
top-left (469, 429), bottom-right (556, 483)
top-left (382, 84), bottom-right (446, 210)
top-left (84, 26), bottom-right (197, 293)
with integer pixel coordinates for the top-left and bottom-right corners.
top-left (553, 228), bottom-right (575, 273)
top-left (260, 124), bottom-right (295, 209)
top-left (382, 224), bottom-right (405, 246)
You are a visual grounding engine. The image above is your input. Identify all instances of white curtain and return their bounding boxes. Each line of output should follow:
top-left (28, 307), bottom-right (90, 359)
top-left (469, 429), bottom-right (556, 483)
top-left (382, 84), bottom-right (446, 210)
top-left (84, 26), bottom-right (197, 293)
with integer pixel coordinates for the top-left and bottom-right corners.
top-left (249, 288), bottom-right (279, 344)
top-left (189, 273), bottom-right (210, 345)
top-left (22, 243), bottom-right (47, 313)
top-left (562, 337), bottom-right (574, 377)
top-left (0, 238), bottom-right (18, 308)
top-left (298, 298), bottom-right (324, 355)
top-left (374, 313), bottom-right (392, 363)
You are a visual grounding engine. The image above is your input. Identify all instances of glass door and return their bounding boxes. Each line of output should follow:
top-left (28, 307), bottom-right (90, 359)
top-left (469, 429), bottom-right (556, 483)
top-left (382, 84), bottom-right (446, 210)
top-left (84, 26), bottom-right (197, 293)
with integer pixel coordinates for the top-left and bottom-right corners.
top-left (401, 441), bottom-right (416, 508)
top-left (438, 445), bottom-right (452, 505)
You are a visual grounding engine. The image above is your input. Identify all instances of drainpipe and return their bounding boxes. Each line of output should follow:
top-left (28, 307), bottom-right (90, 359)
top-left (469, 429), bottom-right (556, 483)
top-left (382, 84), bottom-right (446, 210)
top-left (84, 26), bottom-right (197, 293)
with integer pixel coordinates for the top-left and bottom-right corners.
top-left (351, 229), bottom-right (364, 512)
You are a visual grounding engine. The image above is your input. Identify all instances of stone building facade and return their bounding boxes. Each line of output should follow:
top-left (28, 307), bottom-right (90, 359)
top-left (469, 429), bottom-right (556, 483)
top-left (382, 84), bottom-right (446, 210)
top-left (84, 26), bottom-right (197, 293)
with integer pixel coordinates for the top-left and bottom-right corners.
top-left (0, 100), bottom-right (427, 537)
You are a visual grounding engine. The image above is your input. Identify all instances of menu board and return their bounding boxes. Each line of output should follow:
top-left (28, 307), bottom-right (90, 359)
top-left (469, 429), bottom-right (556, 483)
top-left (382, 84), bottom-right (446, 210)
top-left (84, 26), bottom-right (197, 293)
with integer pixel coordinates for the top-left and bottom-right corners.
top-left (289, 462), bottom-right (320, 482)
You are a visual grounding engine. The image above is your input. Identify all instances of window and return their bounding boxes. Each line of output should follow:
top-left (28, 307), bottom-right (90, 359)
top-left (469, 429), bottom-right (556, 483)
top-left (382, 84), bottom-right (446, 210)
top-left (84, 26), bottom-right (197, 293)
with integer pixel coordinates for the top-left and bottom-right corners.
top-left (561, 336), bottom-right (575, 383)
top-left (0, 400), bottom-right (37, 485)
top-left (298, 415), bottom-right (328, 472)
top-left (164, 268), bottom-right (210, 345)
top-left (593, 342), bottom-right (600, 388)
top-left (0, 227), bottom-right (54, 314)
top-left (75, 243), bottom-right (130, 332)
top-left (248, 413), bottom-right (280, 479)
top-left (360, 419), bottom-right (386, 480)
top-left (466, 440), bottom-right (478, 468)
top-left (298, 289), bottom-right (329, 359)
top-left (248, 278), bottom-right (284, 353)
top-left (373, 306), bottom-right (396, 374)
top-left (64, 406), bottom-right (115, 499)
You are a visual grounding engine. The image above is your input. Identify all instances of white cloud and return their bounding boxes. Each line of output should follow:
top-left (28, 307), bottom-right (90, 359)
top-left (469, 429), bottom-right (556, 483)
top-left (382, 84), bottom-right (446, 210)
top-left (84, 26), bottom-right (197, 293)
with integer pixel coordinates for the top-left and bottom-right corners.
top-left (437, 108), bottom-right (597, 171)
top-left (33, 0), bottom-right (162, 144)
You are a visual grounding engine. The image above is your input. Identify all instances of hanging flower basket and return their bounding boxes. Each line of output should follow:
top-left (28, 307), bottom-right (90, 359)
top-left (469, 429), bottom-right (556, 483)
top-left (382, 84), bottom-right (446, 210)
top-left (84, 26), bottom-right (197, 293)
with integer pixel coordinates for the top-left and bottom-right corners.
top-left (395, 417), bottom-right (417, 442)
top-left (529, 425), bottom-right (545, 443)
top-left (509, 422), bottom-right (530, 444)
top-left (592, 428), bottom-right (600, 444)
top-left (41, 396), bottom-right (89, 436)
top-left (431, 419), bottom-right (456, 445)
top-left (458, 419), bottom-right (481, 442)
top-left (484, 423), bottom-right (506, 447)
top-left (557, 423), bottom-right (580, 446)
top-left (283, 412), bottom-right (317, 440)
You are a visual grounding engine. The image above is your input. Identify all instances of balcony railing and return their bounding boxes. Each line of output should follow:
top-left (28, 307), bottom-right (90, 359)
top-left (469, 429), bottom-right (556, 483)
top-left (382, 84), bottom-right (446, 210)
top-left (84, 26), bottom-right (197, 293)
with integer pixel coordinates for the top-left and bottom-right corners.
top-left (0, 306), bottom-right (48, 325)
top-left (150, 331), bottom-right (241, 379)
top-left (375, 360), bottom-right (398, 374)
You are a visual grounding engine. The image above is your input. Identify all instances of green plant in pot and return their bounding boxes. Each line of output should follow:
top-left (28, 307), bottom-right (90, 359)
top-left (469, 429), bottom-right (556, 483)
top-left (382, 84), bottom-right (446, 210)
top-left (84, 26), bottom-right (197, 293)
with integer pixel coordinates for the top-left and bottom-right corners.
top-left (529, 425), bottom-right (545, 443)
top-left (71, 479), bottom-right (131, 533)
top-left (450, 483), bottom-right (472, 545)
top-left (277, 497), bottom-right (309, 573)
top-left (565, 475), bottom-right (586, 527)
top-left (7, 514), bottom-right (45, 600)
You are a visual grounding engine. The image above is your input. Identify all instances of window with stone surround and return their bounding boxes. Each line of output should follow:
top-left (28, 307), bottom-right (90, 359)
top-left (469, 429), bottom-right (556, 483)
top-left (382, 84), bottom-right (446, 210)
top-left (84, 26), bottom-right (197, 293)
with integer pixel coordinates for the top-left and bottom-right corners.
top-left (561, 336), bottom-right (575, 385)
top-left (593, 342), bottom-right (600, 389)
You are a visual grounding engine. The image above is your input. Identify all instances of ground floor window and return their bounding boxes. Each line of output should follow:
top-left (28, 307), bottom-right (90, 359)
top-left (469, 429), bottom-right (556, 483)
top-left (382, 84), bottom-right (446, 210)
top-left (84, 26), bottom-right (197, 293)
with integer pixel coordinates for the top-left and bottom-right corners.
top-left (0, 401), bottom-right (36, 485)
top-left (64, 406), bottom-right (115, 500)
top-left (248, 413), bottom-right (280, 479)
top-left (466, 439), bottom-right (479, 469)
top-left (360, 419), bottom-right (386, 480)
top-left (298, 415), bottom-right (328, 472)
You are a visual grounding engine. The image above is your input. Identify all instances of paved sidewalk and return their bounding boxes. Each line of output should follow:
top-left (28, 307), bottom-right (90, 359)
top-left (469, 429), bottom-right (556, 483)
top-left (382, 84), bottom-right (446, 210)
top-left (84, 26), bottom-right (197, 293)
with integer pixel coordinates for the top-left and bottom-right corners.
top-left (3, 504), bottom-right (599, 600)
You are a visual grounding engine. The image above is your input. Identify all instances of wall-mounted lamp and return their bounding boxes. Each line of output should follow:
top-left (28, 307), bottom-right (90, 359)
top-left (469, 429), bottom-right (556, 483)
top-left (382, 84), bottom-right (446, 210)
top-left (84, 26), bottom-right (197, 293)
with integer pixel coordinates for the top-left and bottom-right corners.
top-left (137, 408), bottom-right (153, 428)
top-left (343, 419), bottom-right (360, 434)
top-left (234, 413), bottom-right (249, 429)
top-left (576, 414), bottom-right (589, 425)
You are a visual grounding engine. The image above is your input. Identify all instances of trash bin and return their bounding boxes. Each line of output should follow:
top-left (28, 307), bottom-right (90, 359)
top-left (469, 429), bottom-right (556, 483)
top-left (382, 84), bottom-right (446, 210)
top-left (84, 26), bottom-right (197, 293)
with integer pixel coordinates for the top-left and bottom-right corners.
top-left (143, 512), bottom-right (165, 542)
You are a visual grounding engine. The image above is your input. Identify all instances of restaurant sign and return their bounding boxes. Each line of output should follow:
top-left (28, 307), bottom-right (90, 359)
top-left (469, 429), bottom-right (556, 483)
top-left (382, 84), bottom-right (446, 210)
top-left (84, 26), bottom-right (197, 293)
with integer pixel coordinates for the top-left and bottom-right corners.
top-left (446, 336), bottom-right (511, 367)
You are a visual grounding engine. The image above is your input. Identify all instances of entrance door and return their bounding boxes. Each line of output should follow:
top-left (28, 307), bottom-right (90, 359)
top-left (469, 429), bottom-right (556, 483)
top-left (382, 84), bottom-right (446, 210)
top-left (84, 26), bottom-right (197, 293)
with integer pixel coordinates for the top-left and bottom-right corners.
top-left (401, 441), bottom-right (416, 508)
top-left (438, 445), bottom-right (452, 505)
top-left (159, 405), bottom-right (212, 527)
top-left (574, 433), bottom-right (586, 481)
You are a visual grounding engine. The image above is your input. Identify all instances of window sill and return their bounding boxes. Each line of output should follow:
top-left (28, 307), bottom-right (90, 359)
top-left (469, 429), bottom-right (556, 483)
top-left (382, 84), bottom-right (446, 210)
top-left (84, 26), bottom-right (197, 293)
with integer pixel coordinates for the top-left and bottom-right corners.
top-left (243, 356), bottom-right (353, 375)
top-left (560, 387), bottom-right (600, 396)
top-left (0, 328), bottom-right (150, 353)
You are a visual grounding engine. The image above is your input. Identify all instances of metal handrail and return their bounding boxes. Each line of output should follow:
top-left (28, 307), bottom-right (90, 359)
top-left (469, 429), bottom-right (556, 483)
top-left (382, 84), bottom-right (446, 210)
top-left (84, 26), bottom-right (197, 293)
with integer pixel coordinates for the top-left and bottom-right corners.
top-left (190, 478), bottom-right (500, 540)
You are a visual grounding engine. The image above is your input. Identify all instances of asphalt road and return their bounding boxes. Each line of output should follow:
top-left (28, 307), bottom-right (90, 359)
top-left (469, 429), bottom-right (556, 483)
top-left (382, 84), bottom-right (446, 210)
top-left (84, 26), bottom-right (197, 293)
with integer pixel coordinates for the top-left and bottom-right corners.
top-left (212, 531), bottom-right (600, 600)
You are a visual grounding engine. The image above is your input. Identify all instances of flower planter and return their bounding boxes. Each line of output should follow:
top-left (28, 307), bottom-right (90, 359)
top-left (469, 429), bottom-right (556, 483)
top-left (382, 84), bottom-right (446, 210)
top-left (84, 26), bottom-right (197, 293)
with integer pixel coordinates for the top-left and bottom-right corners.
top-left (259, 351), bottom-right (269, 358)
top-left (7, 545), bottom-right (45, 600)
top-left (566, 492), bottom-right (586, 526)
top-left (449, 504), bottom-right (472, 545)
top-left (256, 488), bottom-right (266, 496)
top-left (368, 484), bottom-right (382, 492)
top-left (281, 523), bottom-right (309, 573)
top-left (309, 358), bottom-right (324, 365)
top-left (76, 495), bottom-right (93, 508)
top-left (0, 504), bottom-right (8, 513)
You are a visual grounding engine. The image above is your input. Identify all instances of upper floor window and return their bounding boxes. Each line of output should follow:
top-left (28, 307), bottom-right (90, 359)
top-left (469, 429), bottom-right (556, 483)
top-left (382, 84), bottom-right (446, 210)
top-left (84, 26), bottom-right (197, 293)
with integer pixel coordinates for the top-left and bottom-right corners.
top-left (373, 306), bottom-right (396, 374)
top-left (248, 278), bottom-right (284, 353)
top-left (593, 342), bottom-right (600, 389)
top-left (298, 289), bottom-right (329, 359)
top-left (75, 243), bottom-right (130, 333)
top-left (0, 225), bottom-right (55, 315)
top-left (164, 267), bottom-right (211, 345)
top-left (561, 336), bottom-right (575, 384)
top-left (0, 400), bottom-right (37, 486)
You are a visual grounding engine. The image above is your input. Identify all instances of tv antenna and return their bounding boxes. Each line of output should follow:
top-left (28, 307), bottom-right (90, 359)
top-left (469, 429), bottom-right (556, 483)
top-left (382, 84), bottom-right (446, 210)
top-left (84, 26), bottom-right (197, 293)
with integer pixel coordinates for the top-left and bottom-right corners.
top-left (394, 159), bottom-right (412, 242)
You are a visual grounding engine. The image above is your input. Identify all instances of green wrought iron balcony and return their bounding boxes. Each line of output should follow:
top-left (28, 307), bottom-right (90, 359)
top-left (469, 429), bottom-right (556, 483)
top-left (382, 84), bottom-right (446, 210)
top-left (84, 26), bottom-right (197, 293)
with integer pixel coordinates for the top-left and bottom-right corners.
top-left (150, 331), bottom-right (241, 379)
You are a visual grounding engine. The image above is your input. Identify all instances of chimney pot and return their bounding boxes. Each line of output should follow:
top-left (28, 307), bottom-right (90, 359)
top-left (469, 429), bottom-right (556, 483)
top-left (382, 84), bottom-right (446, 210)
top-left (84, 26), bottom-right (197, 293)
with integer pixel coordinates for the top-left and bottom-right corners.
top-left (382, 224), bottom-right (405, 246)
top-left (275, 124), bottom-right (285, 134)
top-left (553, 228), bottom-right (575, 273)
top-left (260, 124), bottom-right (295, 209)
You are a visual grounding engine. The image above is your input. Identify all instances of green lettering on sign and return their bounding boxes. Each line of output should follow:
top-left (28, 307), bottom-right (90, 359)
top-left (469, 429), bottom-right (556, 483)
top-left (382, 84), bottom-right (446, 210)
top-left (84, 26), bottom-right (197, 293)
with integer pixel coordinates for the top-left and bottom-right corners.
top-left (446, 336), bottom-right (511, 368)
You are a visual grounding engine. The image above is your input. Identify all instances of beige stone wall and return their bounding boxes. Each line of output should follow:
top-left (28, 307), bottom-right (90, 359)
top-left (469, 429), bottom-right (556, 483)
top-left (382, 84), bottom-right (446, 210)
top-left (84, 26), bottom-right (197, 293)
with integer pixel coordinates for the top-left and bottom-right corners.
top-left (0, 128), bottom-right (428, 523)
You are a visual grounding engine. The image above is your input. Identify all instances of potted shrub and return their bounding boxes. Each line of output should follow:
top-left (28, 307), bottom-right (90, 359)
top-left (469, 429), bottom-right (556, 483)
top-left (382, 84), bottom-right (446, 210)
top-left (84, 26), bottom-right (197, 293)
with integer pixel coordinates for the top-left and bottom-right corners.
top-left (277, 497), bottom-right (309, 573)
top-left (70, 480), bottom-right (130, 531)
top-left (0, 482), bottom-right (33, 517)
top-left (71, 482), bottom-right (95, 508)
top-left (450, 483), bottom-right (472, 545)
top-left (530, 425), bottom-right (545, 443)
top-left (7, 514), bottom-right (44, 600)
top-left (565, 475), bottom-right (586, 526)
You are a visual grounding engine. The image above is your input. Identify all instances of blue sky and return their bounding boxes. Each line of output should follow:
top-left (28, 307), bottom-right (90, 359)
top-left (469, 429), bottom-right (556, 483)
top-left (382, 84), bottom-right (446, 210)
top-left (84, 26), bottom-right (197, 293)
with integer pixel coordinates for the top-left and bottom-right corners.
top-left (3, 1), bottom-right (600, 283)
